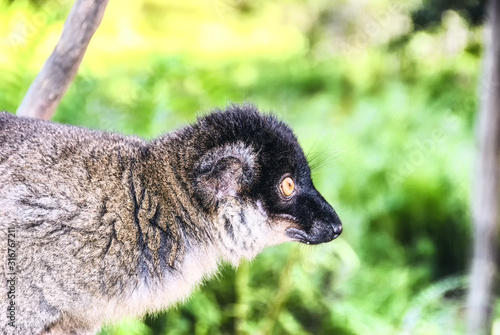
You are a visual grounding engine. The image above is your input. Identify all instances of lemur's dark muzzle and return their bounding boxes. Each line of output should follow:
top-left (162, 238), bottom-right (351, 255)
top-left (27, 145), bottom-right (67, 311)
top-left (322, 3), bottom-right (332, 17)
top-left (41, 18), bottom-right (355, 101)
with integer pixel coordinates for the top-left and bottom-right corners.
top-left (285, 189), bottom-right (343, 245)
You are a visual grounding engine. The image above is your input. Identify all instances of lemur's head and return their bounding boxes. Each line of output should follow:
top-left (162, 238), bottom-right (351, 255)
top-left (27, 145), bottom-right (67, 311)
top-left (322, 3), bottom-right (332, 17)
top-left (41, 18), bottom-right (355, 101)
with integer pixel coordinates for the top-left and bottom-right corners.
top-left (190, 105), bottom-right (342, 257)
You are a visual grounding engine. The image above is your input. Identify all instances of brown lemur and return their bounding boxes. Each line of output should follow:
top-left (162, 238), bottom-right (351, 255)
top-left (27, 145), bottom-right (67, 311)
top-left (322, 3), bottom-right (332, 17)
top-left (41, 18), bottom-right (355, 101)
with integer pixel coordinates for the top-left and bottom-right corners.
top-left (0, 104), bottom-right (342, 334)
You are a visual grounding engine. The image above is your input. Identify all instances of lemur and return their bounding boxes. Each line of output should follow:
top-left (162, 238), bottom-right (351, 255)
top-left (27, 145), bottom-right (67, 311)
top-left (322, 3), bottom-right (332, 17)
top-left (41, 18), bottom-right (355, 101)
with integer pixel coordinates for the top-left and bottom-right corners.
top-left (0, 104), bottom-right (342, 334)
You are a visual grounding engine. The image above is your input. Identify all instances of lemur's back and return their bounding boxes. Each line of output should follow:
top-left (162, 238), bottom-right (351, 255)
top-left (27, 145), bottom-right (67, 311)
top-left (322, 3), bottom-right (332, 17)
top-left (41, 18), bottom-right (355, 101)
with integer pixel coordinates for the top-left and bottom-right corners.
top-left (0, 112), bottom-right (151, 334)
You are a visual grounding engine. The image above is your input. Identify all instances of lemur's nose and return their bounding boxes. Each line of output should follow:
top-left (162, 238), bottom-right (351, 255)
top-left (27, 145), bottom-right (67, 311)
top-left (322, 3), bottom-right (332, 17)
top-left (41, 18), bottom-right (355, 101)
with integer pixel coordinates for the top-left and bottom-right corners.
top-left (333, 224), bottom-right (343, 237)
top-left (328, 206), bottom-right (342, 238)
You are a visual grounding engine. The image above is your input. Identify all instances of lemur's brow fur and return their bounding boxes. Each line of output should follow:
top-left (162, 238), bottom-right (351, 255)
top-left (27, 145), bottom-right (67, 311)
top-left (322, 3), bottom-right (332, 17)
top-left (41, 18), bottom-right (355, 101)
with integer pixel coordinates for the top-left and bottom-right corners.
top-left (0, 104), bottom-right (342, 335)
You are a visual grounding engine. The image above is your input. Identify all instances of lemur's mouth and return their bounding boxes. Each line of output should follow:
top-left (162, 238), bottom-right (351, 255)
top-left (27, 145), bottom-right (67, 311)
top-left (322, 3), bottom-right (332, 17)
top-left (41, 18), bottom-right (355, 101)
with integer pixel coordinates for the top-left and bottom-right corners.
top-left (273, 214), bottom-right (342, 244)
top-left (285, 227), bottom-right (314, 244)
top-left (285, 225), bottom-right (342, 245)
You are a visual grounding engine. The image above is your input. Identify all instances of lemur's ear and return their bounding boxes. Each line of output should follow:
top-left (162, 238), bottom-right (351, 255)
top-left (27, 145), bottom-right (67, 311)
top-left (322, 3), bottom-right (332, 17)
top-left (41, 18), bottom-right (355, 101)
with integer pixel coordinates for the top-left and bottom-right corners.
top-left (193, 143), bottom-right (255, 208)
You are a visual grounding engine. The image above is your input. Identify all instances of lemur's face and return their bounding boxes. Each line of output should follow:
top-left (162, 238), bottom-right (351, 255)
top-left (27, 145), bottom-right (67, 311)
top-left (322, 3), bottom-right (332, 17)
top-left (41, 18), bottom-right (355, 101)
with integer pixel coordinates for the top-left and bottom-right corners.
top-left (192, 107), bottom-right (342, 247)
top-left (253, 129), bottom-right (343, 245)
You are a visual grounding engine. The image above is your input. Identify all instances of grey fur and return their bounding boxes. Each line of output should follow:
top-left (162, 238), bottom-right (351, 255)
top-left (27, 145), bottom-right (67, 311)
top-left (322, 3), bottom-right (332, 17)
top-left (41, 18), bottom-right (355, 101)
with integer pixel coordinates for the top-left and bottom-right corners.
top-left (0, 106), bottom-right (341, 334)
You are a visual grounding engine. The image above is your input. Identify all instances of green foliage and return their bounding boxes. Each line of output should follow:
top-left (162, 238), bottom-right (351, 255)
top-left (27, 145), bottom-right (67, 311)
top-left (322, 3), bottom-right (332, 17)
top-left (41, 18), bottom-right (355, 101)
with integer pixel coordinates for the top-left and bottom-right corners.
top-left (0, 1), bottom-right (483, 334)
top-left (411, 0), bottom-right (486, 29)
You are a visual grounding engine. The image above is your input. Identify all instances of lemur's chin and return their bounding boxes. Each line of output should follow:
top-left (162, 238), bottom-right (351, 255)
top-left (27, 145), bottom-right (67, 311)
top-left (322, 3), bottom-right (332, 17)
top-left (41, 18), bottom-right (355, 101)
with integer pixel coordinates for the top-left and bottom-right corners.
top-left (285, 226), bottom-right (341, 245)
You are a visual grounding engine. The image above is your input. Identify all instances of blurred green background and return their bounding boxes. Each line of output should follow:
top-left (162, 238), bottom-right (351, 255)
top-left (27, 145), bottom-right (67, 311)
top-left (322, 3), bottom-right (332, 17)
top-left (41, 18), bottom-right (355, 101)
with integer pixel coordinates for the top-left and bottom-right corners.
top-left (0, 0), bottom-right (488, 334)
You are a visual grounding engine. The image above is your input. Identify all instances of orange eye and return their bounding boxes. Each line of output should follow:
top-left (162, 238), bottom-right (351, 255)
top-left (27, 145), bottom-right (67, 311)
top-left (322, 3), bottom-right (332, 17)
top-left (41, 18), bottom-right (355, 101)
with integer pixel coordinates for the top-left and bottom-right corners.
top-left (280, 177), bottom-right (295, 197)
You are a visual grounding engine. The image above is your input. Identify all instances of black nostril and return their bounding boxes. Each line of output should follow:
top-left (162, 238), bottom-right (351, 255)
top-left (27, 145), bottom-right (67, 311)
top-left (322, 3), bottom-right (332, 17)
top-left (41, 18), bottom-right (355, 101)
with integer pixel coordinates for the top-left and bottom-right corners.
top-left (333, 224), bottom-right (343, 235)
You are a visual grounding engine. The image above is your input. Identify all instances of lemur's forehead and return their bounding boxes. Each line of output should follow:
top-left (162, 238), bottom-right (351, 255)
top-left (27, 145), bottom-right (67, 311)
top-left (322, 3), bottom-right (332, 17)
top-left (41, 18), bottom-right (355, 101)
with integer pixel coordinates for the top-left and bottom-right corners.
top-left (194, 106), bottom-right (308, 174)
top-left (196, 106), bottom-right (297, 144)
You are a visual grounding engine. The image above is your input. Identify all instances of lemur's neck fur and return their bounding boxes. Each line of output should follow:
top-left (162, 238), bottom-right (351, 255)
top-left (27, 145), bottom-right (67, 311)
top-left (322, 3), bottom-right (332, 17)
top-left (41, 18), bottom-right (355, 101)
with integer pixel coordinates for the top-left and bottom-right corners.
top-left (136, 133), bottom-right (272, 268)
top-left (108, 135), bottom-right (271, 319)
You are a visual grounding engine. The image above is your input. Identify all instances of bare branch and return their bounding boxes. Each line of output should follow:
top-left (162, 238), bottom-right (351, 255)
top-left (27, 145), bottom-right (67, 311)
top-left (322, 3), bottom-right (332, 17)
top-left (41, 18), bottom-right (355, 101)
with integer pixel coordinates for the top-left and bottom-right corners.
top-left (467, 0), bottom-right (500, 334)
top-left (16, 0), bottom-right (109, 120)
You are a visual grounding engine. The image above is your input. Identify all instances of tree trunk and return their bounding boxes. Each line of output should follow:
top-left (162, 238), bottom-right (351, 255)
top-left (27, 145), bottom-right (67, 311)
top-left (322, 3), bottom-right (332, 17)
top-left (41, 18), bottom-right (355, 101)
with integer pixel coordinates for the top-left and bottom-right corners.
top-left (16, 0), bottom-right (109, 120)
top-left (467, 0), bottom-right (500, 334)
